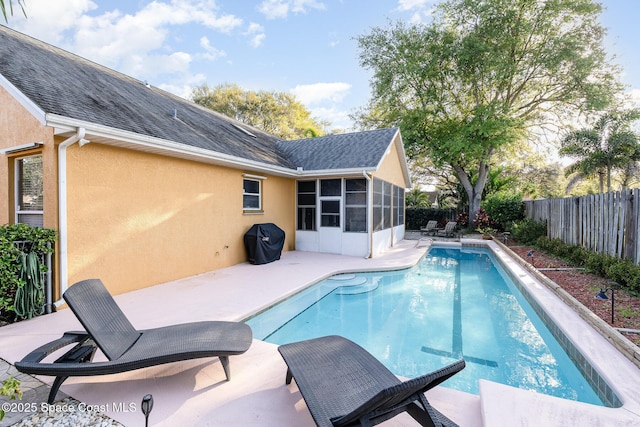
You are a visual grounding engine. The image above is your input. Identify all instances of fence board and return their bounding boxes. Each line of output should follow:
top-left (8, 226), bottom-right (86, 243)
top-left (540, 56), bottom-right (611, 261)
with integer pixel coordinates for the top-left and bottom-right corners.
top-left (524, 189), bottom-right (638, 265)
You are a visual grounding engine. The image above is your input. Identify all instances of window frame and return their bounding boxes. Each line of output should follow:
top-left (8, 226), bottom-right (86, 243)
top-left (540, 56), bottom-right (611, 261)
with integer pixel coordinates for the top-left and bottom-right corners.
top-left (242, 175), bottom-right (264, 213)
top-left (14, 154), bottom-right (44, 227)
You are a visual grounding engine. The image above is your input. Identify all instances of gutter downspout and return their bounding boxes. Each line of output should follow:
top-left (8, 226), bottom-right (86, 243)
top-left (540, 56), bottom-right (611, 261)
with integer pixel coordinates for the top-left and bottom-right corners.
top-left (55, 128), bottom-right (87, 306)
top-left (363, 171), bottom-right (372, 259)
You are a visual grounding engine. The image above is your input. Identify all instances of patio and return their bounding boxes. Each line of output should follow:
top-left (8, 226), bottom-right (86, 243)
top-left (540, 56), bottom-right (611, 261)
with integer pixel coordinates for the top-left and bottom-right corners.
top-left (1, 239), bottom-right (639, 426)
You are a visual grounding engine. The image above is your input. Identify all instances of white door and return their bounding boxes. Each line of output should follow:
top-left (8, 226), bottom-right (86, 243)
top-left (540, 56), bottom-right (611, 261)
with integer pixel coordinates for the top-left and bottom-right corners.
top-left (318, 179), bottom-right (342, 254)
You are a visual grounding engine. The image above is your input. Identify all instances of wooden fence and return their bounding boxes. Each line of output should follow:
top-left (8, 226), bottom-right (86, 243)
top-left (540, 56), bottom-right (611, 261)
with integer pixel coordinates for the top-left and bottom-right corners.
top-left (523, 189), bottom-right (640, 265)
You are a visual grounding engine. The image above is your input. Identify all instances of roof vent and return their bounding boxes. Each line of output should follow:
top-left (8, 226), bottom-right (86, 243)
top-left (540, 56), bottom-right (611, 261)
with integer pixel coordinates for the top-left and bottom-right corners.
top-left (232, 123), bottom-right (257, 138)
top-left (173, 109), bottom-right (178, 119)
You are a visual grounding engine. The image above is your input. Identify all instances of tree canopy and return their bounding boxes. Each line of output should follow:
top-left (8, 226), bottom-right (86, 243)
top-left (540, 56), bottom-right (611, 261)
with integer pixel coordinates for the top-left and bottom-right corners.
top-left (355, 0), bottom-right (620, 219)
top-left (560, 109), bottom-right (640, 192)
top-left (191, 83), bottom-right (328, 140)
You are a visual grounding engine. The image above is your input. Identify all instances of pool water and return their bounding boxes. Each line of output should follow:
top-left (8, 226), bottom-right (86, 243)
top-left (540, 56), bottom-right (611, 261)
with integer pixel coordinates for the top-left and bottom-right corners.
top-left (247, 246), bottom-right (604, 405)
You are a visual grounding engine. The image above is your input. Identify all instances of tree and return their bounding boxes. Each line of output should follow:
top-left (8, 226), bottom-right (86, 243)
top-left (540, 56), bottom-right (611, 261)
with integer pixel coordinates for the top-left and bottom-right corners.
top-left (560, 109), bottom-right (640, 192)
top-left (405, 187), bottom-right (431, 208)
top-left (355, 0), bottom-right (620, 223)
top-left (1, 0), bottom-right (25, 22)
top-left (191, 83), bottom-right (328, 140)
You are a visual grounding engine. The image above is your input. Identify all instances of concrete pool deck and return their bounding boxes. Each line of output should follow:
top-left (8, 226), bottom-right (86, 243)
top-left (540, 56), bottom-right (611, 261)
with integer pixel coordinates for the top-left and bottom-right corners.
top-left (0, 238), bottom-right (639, 426)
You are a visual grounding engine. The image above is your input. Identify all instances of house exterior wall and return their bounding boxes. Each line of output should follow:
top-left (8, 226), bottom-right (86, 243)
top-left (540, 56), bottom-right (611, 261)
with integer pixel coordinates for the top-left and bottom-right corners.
top-left (371, 136), bottom-right (408, 255)
top-left (0, 86), bottom-right (56, 228)
top-left (65, 142), bottom-right (295, 295)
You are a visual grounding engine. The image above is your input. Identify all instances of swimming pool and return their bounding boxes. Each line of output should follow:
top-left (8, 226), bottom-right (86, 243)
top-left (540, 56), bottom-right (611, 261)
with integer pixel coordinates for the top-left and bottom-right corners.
top-left (247, 245), bottom-right (607, 406)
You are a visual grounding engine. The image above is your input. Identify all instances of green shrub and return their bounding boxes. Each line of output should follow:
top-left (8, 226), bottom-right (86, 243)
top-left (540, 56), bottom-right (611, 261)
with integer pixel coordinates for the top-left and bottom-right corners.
top-left (481, 193), bottom-right (525, 231)
top-left (0, 224), bottom-right (56, 321)
top-left (512, 218), bottom-right (547, 245)
top-left (584, 252), bottom-right (617, 277)
top-left (405, 207), bottom-right (457, 230)
top-left (606, 260), bottom-right (640, 290)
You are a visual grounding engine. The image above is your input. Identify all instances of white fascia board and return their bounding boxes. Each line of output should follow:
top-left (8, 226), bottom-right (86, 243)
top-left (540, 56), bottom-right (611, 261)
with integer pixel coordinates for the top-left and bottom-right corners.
top-left (45, 114), bottom-right (300, 178)
top-left (295, 167), bottom-right (377, 177)
top-left (0, 73), bottom-right (46, 125)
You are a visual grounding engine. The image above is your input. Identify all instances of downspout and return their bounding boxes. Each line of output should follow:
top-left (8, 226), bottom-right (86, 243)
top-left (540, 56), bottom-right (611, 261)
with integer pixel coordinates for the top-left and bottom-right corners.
top-left (55, 127), bottom-right (88, 306)
top-left (363, 171), bottom-right (372, 258)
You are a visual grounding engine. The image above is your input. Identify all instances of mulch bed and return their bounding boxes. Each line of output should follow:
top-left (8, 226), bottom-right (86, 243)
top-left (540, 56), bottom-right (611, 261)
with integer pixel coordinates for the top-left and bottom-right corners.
top-left (505, 241), bottom-right (640, 346)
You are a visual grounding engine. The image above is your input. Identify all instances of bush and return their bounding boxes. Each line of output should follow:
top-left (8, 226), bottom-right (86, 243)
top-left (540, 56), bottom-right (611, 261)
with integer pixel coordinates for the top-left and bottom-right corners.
top-left (512, 218), bottom-right (547, 245)
top-left (481, 193), bottom-right (525, 231)
top-left (584, 252), bottom-right (617, 277)
top-left (405, 207), bottom-right (457, 230)
top-left (0, 224), bottom-right (56, 321)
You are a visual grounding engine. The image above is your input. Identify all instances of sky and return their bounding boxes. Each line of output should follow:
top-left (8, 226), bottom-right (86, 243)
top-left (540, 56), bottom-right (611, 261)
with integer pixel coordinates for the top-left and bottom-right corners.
top-left (3, 0), bottom-right (640, 131)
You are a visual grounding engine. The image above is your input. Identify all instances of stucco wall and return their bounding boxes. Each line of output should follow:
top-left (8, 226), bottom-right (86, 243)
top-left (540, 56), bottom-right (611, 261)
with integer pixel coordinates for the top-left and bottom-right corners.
top-left (65, 142), bottom-right (295, 295)
top-left (0, 86), bottom-right (56, 226)
top-left (372, 135), bottom-right (408, 188)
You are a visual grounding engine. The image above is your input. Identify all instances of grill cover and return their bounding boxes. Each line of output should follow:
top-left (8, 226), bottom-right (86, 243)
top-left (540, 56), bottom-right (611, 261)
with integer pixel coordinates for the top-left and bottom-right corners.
top-left (243, 223), bottom-right (285, 265)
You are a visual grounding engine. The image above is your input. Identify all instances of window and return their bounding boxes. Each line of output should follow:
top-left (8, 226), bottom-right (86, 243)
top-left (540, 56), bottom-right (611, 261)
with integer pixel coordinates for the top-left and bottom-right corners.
top-left (345, 178), bottom-right (367, 232)
top-left (393, 185), bottom-right (405, 226)
top-left (321, 200), bottom-right (340, 227)
top-left (15, 154), bottom-right (43, 227)
top-left (243, 178), bottom-right (261, 211)
top-left (320, 179), bottom-right (341, 196)
top-left (297, 180), bottom-right (316, 230)
top-left (373, 178), bottom-right (393, 232)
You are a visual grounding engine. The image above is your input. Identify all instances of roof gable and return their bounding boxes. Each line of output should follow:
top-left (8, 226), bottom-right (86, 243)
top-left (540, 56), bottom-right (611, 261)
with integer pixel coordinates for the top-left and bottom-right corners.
top-left (277, 128), bottom-right (399, 172)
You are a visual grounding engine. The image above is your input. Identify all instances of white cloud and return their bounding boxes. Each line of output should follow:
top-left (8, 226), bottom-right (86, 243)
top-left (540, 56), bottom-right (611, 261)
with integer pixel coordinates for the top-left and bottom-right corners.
top-left (200, 36), bottom-right (227, 60)
top-left (258, 0), bottom-right (325, 20)
top-left (292, 82), bottom-right (351, 105)
top-left (245, 22), bottom-right (266, 48)
top-left (11, 0), bottom-right (241, 79)
top-left (630, 89), bottom-right (640, 106)
top-left (397, 0), bottom-right (432, 11)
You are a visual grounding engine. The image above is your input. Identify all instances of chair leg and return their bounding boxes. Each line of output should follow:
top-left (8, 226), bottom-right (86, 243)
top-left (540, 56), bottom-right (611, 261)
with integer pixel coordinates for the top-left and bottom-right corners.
top-left (48, 376), bottom-right (68, 404)
top-left (220, 355), bottom-right (231, 380)
top-left (285, 368), bottom-right (293, 385)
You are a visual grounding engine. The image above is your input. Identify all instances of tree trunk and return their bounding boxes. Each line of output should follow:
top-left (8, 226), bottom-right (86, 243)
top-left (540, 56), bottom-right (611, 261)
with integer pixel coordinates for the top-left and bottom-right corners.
top-left (452, 161), bottom-right (490, 226)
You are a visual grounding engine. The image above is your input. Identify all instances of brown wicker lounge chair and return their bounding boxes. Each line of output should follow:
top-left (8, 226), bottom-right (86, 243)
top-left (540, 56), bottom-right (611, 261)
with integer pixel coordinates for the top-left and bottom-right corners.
top-left (15, 278), bottom-right (252, 404)
top-left (278, 335), bottom-right (465, 427)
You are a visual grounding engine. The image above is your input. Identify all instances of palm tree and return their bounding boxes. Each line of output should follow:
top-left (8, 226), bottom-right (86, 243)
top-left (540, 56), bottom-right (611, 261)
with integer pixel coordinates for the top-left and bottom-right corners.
top-left (1, 0), bottom-right (26, 22)
top-left (560, 110), bottom-right (640, 193)
top-left (405, 188), bottom-right (430, 208)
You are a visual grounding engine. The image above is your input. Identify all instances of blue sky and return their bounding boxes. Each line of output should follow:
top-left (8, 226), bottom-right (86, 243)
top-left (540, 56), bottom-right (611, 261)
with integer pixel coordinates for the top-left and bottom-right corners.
top-left (4, 0), bottom-right (640, 131)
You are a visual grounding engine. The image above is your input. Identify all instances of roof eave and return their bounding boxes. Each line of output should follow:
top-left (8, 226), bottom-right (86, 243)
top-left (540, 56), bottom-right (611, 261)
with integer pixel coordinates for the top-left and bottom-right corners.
top-left (47, 114), bottom-right (299, 178)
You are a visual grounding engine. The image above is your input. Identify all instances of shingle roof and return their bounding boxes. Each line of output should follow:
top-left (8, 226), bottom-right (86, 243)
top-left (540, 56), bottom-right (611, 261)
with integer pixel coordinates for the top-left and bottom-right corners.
top-left (0, 25), bottom-right (401, 175)
top-left (276, 128), bottom-right (399, 171)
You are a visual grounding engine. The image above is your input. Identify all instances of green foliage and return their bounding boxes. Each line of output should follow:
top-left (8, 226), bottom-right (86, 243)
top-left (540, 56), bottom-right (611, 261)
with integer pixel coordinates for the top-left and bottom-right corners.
top-left (0, 224), bottom-right (56, 321)
top-left (511, 219), bottom-right (547, 245)
top-left (405, 207), bottom-right (457, 230)
top-left (191, 83), bottom-right (329, 140)
top-left (532, 236), bottom-right (640, 295)
top-left (405, 188), bottom-right (431, 208)
top-left (1, 0), bottom-right (26, 23)
top-left (481, 193), bottom-right (525, 231)
top-left (355, 0), bottom-right (620, 219)
top-left (560, 109), bottom-right (640, 193)
top-left (0, 376), bottom-right (22, 421)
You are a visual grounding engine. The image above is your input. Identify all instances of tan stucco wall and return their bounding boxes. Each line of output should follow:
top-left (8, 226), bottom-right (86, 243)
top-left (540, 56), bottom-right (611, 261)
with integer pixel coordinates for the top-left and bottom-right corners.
top-left (0, 86), bottom-right (56, 227)
top-left (65, 142), bottom-right (295, 295)
top-left (372, 135), bottom-right (409, 188)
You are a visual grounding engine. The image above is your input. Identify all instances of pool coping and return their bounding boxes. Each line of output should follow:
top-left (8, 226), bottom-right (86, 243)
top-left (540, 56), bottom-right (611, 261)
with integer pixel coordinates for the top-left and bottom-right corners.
top-left (1, 239), bottom-right (639, 426)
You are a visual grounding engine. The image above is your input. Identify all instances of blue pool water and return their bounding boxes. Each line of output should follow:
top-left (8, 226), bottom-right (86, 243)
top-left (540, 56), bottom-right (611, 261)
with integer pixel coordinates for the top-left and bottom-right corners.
top-left (247, 246), bottom-right (604, 405)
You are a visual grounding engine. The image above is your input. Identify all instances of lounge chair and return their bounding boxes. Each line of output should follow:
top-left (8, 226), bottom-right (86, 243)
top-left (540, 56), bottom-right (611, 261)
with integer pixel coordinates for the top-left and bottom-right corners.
top-left (420, 220), bottom-right (438, 235)
top-left (15, 278), bottom-right (252, 404)
top-left (278, 335), bottom-right (465, 427)
top-left (436, 221), bottom-right (457, 238)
